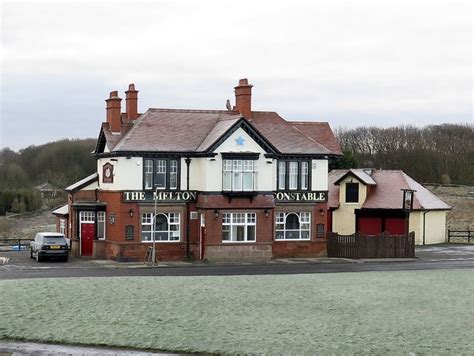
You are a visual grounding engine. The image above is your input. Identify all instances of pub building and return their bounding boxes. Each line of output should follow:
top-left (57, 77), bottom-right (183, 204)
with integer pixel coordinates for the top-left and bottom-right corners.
top-left (53, 79), bottom-right (342, 261)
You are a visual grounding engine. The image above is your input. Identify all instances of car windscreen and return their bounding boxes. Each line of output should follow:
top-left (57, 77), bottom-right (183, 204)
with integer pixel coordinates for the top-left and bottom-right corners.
top-left (43, 237), bottom-right (66, 244)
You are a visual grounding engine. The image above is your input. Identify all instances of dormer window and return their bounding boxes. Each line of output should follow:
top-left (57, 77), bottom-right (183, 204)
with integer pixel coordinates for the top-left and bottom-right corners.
top-left (345, 182), bottom-right (359, 203)
top-left (143, 158), bottom-right (180, 190)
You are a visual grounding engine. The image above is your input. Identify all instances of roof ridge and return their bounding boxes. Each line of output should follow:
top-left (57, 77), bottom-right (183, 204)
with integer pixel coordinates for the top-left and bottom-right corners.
top-left (291, 121), bottom-right (329, 125)
top-left (149, 108), bottom-right (239, 114)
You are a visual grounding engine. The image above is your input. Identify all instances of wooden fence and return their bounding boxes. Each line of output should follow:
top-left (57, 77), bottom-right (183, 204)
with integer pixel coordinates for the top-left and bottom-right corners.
top-left (447, 230), bottom-right (472, 244)
top-left (327, 231), bottom-right (415, 259)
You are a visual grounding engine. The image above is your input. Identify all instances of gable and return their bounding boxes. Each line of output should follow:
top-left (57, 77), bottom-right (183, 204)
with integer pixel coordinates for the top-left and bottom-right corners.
top-left (94, 128), bottom-right (107, 155)
top-left (207, 118), bottom-right (278, 154)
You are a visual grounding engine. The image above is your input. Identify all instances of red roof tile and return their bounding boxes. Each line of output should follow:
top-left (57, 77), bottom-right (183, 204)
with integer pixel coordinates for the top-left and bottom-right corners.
top-left (328, 169), bottom-right (451, 210)
top-left (108, 109), bottom-right (341, 155)
top-left (291, 122), bottom-right (343, 155)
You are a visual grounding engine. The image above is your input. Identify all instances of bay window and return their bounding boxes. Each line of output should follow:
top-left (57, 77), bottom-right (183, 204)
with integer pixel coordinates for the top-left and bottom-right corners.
top-left (275, 212), bottom-right (311, 240)
top-left (222, 212), bottom-right (256, 242)
top-left (223, 159), bottom-right (257, 191)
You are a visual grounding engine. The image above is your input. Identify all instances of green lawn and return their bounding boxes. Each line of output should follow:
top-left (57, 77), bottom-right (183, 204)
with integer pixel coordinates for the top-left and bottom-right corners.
top-left (0, 270), bottom-right (473, 355)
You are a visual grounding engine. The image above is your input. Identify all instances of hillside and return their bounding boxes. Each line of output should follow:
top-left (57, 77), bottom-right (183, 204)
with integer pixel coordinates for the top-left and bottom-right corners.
top-left (0, 139), bottom-right (96, 215)
top-left (425, 184), bottom-right (474, 232)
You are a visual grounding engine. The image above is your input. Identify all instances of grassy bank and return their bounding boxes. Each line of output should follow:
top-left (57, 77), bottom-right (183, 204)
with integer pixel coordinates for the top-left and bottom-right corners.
top-left (1, 270), bottom-right (473, 355)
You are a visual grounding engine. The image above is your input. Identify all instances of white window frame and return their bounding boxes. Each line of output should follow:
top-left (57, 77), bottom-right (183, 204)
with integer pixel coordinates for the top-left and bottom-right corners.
top-left (169, 160), bottom-right (178, 190)
top-left (275, 212), bottom-right (311, 241)
top-left (141, 212), bottom-right (181, 242)
top-left (79, 211), bottom-right (95, 223)
top-left (289, 162), bottom-right (298, 190)
top-left (155, 159), bottom-right (167, 190)
top-left (278, 161), bottom-right (286, 190)
top-left (59, 219), bottom-right (66, 235)
top-left (222, 212), bottom-right (257, 243)
top-left (144, 159), bottom-right (153, 189)
top-left (97, 211), bottom-right (106, 240)
top-left (222, 159), bottom-right (257, 192)
top-left (301, 161), bottom-right (309, 190)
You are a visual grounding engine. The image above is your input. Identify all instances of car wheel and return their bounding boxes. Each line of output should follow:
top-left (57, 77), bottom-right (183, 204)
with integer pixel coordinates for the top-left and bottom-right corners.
top-left (62, 255), bottom-right (69, 262)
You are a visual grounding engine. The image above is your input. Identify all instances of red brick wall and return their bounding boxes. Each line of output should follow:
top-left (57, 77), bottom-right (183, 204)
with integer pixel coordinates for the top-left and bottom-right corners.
top-left (272, 202), bottom-right (328, 258)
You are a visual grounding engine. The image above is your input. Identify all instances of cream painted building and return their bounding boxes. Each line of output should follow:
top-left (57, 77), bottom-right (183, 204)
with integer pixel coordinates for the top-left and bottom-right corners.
top-left (328, 169), bottom-right (451, 245)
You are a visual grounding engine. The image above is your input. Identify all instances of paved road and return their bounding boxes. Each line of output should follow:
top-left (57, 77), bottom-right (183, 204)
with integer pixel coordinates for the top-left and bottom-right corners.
top-left (1, 245), bottom-right (473, 280)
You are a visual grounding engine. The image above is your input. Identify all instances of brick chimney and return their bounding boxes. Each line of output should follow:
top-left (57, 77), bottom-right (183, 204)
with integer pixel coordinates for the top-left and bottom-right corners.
top-left (234, 78), bottom-right (253, 119)
top-left (105, 91), bottom-right (122, 133)
top-left (125, 83), bottom-right (139, 120)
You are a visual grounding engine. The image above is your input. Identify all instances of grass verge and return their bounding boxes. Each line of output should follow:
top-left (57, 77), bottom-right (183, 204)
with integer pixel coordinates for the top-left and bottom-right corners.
top-left (1, 270), bottom-right (473, 355)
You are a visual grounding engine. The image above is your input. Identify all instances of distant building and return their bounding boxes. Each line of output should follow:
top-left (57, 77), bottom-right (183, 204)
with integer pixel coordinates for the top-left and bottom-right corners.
top-left (54, 79), bottom-right (342, 261)
top-left (34, 183), bottom-right (56, 198)
top-left (328, 169), bottom-right (451, 244)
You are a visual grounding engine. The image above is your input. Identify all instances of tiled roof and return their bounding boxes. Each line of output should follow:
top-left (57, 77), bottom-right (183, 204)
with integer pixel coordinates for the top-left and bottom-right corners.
top-left (248, 112), bottom-right (335, 154)
top-left (114, 109), bottom-right (240, 152)
top-left (291, 122), bottom-right (343, 155)
top-left (334, 169), bottom-right (377, 186)
top-left (108, 109), bottom-right (341, 155)
top-left (52, 204), bottom-right (68, 216)
top-left (328, 169), bottom-right (451, 210)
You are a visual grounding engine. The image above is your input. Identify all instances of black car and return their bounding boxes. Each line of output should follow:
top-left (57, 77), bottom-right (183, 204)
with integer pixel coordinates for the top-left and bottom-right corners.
top-left (30, 232), bottom-right (69, 262)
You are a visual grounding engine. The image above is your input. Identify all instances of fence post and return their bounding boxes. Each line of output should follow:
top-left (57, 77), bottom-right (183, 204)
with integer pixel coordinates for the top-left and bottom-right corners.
top-left (469, 230), bottom-right (471, 244)
top-left (448, 229), bottom-right (450, 243)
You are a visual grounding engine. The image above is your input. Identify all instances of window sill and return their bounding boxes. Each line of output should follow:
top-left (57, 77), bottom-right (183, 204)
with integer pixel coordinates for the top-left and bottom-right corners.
top-left (222, 241), bottom-right (256, 244)
top-left (274, 239), bottom-right (311, 242)
top-left (141, 240), bottom-right (181, 243)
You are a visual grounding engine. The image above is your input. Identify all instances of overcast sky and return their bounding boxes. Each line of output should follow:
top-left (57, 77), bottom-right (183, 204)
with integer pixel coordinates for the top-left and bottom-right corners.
top-left (1, 0), bottom-right (472, 151)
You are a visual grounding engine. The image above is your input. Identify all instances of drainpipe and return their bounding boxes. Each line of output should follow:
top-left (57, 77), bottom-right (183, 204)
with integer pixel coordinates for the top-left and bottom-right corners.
top-left (422, 211), bottom-right (428, 246)
top-left (185, 158), bottom-right (192, 260)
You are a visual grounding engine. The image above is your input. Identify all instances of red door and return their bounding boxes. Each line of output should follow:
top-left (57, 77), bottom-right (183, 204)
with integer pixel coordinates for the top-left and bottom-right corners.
top-left (358, 217), bottom-right (382, 235)
top-left (385, 217), bottom-right (407, 235)
top-left (81, 223), bottom-right (94, 256)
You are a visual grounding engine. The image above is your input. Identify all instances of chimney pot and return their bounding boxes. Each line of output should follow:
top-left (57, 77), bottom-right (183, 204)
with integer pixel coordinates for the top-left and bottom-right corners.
top-left (234, 78), bottom-right (253, 119)
top-left (106, 90), bottom-right (122, 132)
top-left (125, 83), bottom-right (139, 120)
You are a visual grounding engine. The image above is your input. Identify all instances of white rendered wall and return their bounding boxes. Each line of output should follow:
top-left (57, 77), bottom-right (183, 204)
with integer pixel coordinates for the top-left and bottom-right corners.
top-left (97, 157), bottom-right (143, 191)
top-left (410, 211), bottom-right (447, 245)
top-left (332, 177), bottom-right (368, 235)
top-left (201, 127), bottom-right (274, 191)
top-left (312, 160), bottom-right (328, 191)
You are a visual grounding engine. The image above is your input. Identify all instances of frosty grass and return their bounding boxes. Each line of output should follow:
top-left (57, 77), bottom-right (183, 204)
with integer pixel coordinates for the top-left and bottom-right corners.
top-left (0, 270), bottom-right (473, 355)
